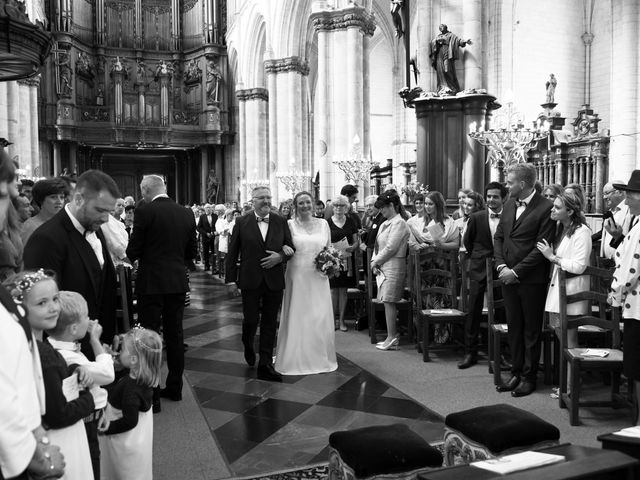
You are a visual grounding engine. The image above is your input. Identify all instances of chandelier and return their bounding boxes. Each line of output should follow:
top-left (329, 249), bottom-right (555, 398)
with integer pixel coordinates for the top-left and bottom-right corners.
top-left (276, 166), bottom-right (311, 196)
top-left (468, 100), bottom-right (549, 169)
top-left (241, 179), bottom-right (269, 192)
top-left (333, 135), bottom-right (378, 184)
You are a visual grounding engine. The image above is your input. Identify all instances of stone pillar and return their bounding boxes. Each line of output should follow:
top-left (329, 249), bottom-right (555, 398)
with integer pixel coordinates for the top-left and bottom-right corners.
top-left (264, 57), bottom-right (310, 201)
top-left (96, 0), bottom-right (106, 44)
top-left (236, 89), bottom-right (248, 202)
top-left (53, 142), bottom-right (62, 175)
top-left (315, 29), bottom-right (331, 202)
top-left (311, 6), bottom-right (376, 200)
top-left (171, 0), bottom-right (181, 49)
top-left (201, 147), bottom-right (209, 203)
top-left (266, 64), bottom-right (279, 199)
top-left (463, 0), bottom-right (482, 90)
top-left (609, 0), bottom-right (638, 179)
top-left (415, 0), bottom-right (433, 92)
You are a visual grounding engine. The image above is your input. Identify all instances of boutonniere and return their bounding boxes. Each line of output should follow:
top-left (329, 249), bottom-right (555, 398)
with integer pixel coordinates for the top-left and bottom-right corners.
top-left (373, 224), bottom-right (378, 229)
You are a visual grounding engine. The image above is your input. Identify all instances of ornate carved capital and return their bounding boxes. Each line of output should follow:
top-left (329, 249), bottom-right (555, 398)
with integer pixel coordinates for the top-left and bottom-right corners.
top-left (17, 75), bottom-right (40, 87)
top-left (264, 56), bottom-right (309, 76)
top-left (310, 7), bottom-right (376, 36)
top-left (236, 87), bottom-right (268, 102)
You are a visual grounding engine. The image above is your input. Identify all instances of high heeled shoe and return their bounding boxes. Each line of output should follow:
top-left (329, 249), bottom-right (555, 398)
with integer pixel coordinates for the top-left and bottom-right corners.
top-left (376, 334), bottom-right (400, 346)
top-left (375, 337), bottom-right (399, 351)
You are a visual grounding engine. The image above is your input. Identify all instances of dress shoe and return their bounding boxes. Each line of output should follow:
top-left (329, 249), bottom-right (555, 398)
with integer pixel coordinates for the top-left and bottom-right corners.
top-left (375, 337), bottom-right (399, 351)
top-left (496, 375), bottom-right (521, 392)
top-left (159, 388), bottom-right (182, 401)
top-left (257, 364), bottom-right (283, 382)
top-left (457, 354), bottom-right (478, 369)
top-left (244, 347), bottom-right (256, 367)
top-left (511, 380), bottom-right (536, 397)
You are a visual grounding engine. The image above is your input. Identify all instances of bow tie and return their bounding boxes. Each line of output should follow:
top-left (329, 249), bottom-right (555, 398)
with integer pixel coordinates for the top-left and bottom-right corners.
top-left (256, 216), bottom-right (269, 223)
top-left (516, 200), bottom-right (528, 208)
top-left (490, 213), bottom-right (501, 219)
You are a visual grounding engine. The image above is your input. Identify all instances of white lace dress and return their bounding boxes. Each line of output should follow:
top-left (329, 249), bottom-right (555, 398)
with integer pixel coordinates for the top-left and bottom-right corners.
top-left (275, 218), bottom-right (338, 375)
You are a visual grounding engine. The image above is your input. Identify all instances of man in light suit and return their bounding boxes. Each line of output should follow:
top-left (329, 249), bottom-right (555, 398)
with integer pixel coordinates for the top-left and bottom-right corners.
top-left (599, 181), bottom-right (631, 262)
top-left (126, 175), bottom-right (197, 409)
top-left (459, 181), bottom-right (508, 369)
top-left (494, 163), bottom-right (555, 397)
top-left (226, 186), bottom-right (294, 382)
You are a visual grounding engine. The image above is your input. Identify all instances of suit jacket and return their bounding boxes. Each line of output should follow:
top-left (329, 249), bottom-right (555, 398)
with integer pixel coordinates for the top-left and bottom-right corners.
top-left (463, 210), bottom-right (496, 282)
top-left (225, 213), bottom-right (294, 291)
top-left (494, 192), bottom-right (555, 284)
top-left (196, 213), bottom-right (217, 239)
top-left (24, 209), bottom-right (117, 331)
top-left (126, 197), bottom-right (197, 295)
top-left (362, 212), bottom-right (385, 249)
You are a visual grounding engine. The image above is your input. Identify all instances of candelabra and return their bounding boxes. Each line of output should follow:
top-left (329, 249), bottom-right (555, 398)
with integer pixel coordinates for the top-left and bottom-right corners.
top-left (276, 168), bottom-right (311, 196)
top-left (468, 100), bottom-right (549, 170)
top-left (333, 135), bottom-right (378, 184)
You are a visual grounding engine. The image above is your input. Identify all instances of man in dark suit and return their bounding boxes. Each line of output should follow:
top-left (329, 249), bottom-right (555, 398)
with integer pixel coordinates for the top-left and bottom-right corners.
top-left (24, 169), bottom-right (119, 344)
top-left (226, 186), bottom-right (294, 382)
top-left (494, 163), bottom-right (554, 397)
top-left (126, 175), bottom-right (197, 407)
top-left (459, 181), bottom-right (508, 369)
top-left (23, 169), bottom-right (120, 480)
top-left (196, 203), bottom-right (217, 271)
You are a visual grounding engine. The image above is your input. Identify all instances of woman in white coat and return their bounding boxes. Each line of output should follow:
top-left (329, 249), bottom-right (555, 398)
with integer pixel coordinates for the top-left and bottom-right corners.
top-left (536, 191), bottom-right (592, 351)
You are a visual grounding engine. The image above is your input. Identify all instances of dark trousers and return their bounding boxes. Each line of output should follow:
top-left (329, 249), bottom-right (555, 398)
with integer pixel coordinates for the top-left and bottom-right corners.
top-left (241, 281), bottom-right (283, 366)
top-left (465, 277), bottom-right (487, 356)
top-left (85, 419), bottom-right (100, 480)
top-left (202, 238), bottom-right (214, 269)
top-left (502, 283), bottom-right (547, 382)
top-left (138, 293), bottom-right (186, 393)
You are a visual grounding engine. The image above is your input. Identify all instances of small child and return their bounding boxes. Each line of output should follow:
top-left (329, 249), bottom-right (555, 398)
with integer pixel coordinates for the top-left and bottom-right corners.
top-left (98, 326), bottom-right (162, 480)
top-left (47, 291), bottom-right (116, 480)
top-left (5, 269), bottom-right (96, 480)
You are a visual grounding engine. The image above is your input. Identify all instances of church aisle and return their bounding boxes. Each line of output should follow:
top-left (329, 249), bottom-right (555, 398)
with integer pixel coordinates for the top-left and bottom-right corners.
top-left (181, 272), bottom-right (443, 477)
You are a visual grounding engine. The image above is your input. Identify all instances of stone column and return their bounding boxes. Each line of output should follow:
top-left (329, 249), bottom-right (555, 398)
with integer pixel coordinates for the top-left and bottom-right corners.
top-left (463, 0), bottom-right (482, 90)
top-left (266, 63), bottom-right (279, 199)
top-left (264, 57), bottom-right (310, 201)
top-left (201, 147), bottom-right (209, 203)
top-left (236, 89), bottom-right (248, 202)
top-left (315, 29), bottom-right (331, 202)
top-left (171, 0), bottom-right (181, 49)
top-left (53, 142), bottom-right (62, 175)
top-left (311, 6), bottom-right (375, 200)
top-left (609, 0), bottom-right (638, 179)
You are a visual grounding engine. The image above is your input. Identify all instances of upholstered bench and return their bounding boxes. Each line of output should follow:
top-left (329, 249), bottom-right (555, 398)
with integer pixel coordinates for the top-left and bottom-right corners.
top-left (328, 424), bottom-right (443, 480)
top-left (443, 404), bottom-right (560, 466)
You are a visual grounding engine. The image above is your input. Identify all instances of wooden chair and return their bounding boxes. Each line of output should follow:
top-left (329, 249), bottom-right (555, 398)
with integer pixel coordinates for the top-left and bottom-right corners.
top-left (115, 264), bottom-right (135, 333)
top-left (365, 248), bottom-right (412, 344)
top-left (412, 248), bottom-right (467, 362)
top-left (346, 248), bottom-right (368, 329)
top-left (557, 266), bottom-right (627, 425)
top-left (486, 258), bottom-right (509, 384)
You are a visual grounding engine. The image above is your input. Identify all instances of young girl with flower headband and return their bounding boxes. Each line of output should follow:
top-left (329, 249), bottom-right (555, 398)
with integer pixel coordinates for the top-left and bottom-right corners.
top-left (98, 326), bottom-right (162, 480)
top-left (4, 269), bottom-right (97, 480)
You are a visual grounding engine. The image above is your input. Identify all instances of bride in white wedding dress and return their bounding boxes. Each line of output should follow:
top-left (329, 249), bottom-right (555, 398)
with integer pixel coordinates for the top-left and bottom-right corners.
top-left (275, 191), bottom-right (338, 375)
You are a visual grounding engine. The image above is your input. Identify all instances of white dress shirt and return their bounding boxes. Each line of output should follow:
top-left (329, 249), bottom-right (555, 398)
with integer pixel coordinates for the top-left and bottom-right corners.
top-left (515, 190), bottom-right (536, 220)
top-left (256, 214), bottom-right (269, 241)
top-left (0, 305), bottom-right (44, 477)
top-left (46, 338), bottom-right (114, 409)
top-left (488, 208), bottom-right (503, 243)
top-left (65, 204), bottom-right (105, 267)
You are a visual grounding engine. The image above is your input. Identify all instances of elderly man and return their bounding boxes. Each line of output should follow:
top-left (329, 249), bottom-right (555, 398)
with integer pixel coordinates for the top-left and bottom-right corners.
top-left (127, 175), bottom-right (197, 409)
top-left (196, 203), bottom-right (216, 271)
top-left (599, 181), bottom-right (632, 262)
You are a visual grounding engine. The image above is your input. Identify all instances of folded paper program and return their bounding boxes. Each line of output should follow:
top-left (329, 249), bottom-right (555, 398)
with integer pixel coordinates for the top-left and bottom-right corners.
top-left (472, 451), bottom-right (565, 475)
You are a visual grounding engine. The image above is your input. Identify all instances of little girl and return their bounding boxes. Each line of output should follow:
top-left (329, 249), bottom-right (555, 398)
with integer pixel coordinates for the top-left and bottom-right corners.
top-left (98, 326), bottom-right (162, 480)
top-left (5, 269), bottom-right (96, 480)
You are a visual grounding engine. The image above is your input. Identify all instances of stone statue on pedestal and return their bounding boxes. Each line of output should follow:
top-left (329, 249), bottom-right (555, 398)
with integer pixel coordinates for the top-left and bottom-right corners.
top-left (390, 0), bottom-right (404, 38)
top-left (429, 24), bottom-right (472, 96)
top-left (206, 60), bottom-right (222, 105)
top-left (546, 74), bottom-right (557, 104)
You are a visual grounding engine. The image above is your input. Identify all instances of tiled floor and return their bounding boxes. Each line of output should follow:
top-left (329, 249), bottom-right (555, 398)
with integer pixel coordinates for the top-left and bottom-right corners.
top-left (184, 271), bottom-right (444, 477)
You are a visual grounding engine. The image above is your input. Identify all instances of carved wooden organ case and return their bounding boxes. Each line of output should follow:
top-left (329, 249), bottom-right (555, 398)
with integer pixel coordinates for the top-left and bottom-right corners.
top-left (41, 0), bottom-right (230, 147)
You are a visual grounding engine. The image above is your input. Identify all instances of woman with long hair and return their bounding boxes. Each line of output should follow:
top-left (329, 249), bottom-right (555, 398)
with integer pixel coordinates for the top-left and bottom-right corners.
top-left (408, 191), bottom-right (459, 251)
top-left (537, 191), bottom-right (591, 397)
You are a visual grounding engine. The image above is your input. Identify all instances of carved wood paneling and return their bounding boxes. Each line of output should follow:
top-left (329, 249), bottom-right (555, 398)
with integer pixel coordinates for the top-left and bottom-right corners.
top-left (72, 0), bottom-right (94, 44)
top-left (142, 0), bottom-right (172, 50)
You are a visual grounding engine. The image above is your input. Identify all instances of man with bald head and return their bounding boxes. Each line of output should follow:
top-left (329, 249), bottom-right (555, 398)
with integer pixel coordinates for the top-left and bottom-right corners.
top-left (126, 175), bottom-right (197, 411)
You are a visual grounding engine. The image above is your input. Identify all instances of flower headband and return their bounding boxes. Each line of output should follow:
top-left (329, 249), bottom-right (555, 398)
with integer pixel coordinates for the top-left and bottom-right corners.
top-left (10, 269), bottom-right (51, 303)
top-left (129, 324), bottom-right (162, 354)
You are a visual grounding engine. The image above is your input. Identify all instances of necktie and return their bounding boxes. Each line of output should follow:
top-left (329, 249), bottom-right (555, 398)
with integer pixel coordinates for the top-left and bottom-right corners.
top-left (490, 213), bottom-right (501, 219)
top-left (257, 216), bottom-right (269, 223)
top-left (516, 200), bottom-right (527, 208)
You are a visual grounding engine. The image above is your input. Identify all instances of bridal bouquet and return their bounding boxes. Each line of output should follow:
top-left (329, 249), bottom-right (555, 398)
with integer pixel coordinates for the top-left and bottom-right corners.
top-left (314, 246), bottom-right (343, 279)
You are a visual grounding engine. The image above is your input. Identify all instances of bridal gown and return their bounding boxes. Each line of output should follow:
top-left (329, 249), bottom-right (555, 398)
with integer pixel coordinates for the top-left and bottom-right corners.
top-left (275, 218), bottom-right (338, 375)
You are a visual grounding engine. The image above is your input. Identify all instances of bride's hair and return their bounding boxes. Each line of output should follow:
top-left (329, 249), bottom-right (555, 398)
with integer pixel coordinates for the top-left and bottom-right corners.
top-left (292, 191), bottom-right (314, 216)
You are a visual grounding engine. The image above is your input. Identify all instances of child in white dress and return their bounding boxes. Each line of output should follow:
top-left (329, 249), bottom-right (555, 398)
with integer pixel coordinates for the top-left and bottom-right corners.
top-left (99, 327), bottom-right (162, 480)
